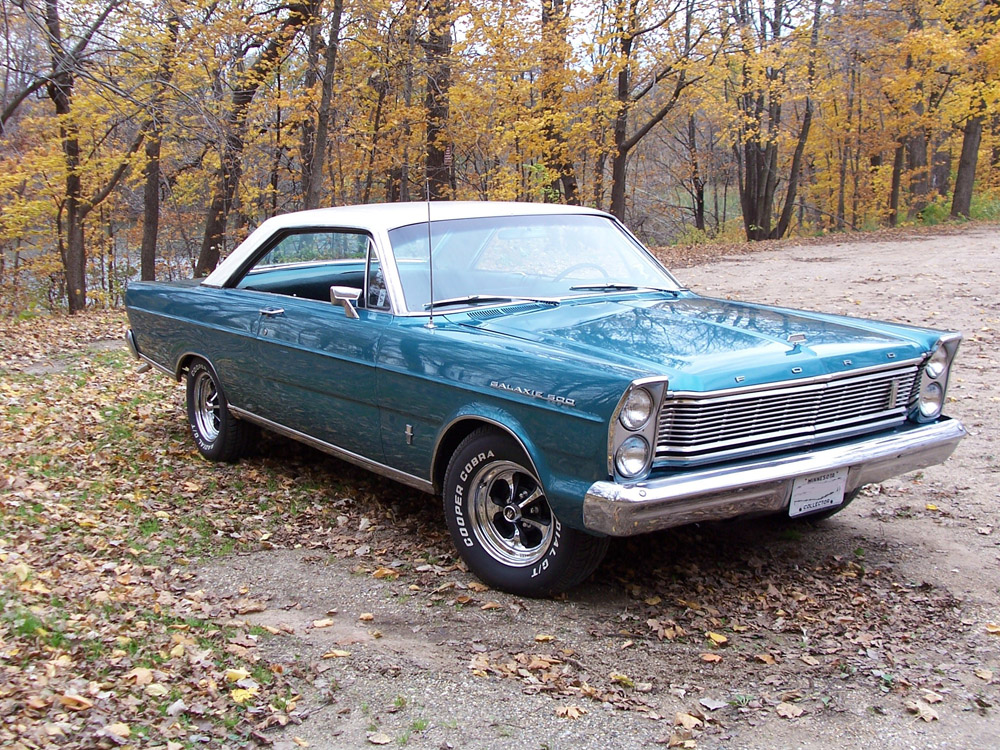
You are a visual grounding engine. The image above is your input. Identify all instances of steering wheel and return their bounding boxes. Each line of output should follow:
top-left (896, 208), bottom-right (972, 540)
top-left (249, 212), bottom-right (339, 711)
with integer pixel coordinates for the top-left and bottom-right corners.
top-left (553, 263), bottom-right (610, 283)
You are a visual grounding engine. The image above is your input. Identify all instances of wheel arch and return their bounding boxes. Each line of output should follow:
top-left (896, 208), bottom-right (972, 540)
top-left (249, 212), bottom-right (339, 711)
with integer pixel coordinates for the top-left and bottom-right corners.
top-left (174, 351), bottom-right (215, 381)
top-left (431, 413), bottom-right (545, 496)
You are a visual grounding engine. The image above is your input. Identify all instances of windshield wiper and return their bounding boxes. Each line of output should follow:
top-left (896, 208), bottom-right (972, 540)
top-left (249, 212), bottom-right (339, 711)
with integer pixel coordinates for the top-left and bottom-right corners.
top-left (424, 294), bottom-right (559, 310)
top-left (569, 283), bottom-right (680, 294)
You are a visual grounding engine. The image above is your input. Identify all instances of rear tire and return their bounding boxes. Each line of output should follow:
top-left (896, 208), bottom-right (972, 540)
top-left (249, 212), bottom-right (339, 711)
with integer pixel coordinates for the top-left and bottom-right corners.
top-left (443, 427), bottom-right (608, 597)
top-left (185, 360), bottom-right (253, 462)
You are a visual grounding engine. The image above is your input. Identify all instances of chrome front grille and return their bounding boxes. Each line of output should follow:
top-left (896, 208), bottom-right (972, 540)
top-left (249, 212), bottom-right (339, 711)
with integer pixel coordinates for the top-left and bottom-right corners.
top-left (656, 365), bottom-right (920, 464)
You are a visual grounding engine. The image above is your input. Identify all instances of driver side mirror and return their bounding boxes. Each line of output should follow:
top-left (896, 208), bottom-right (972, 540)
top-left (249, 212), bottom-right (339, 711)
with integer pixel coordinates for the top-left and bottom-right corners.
top-left (330, 286), bottom-right (361, 320)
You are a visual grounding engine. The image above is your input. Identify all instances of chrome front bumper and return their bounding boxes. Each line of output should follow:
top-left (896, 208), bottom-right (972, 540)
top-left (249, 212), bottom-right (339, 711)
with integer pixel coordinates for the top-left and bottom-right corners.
top-left (582, 418), bottom-right (966, 536)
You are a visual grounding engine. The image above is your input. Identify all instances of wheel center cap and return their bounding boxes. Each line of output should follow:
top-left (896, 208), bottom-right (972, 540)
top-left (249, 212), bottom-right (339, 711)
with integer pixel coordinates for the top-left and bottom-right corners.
top-left (502, 505), bottom-right (519, 522)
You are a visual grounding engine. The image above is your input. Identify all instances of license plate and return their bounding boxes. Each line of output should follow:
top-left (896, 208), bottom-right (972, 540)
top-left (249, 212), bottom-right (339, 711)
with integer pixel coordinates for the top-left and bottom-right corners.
top-left (788, 468), bottom-right (849, 517)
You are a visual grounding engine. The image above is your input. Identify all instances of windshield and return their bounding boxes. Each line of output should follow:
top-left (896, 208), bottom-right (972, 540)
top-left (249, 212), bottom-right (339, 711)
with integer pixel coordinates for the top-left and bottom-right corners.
top-left (387, 214), bottom-right (680, 312)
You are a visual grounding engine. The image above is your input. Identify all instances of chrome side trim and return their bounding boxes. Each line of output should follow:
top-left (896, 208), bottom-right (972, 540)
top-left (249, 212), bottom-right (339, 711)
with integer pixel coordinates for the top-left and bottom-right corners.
top-left (124, 330), bottom-right (174, 377)
top-left (583, 418), bottom-right (965, 536)
top-left (229, 406), bottom-right (434, 493)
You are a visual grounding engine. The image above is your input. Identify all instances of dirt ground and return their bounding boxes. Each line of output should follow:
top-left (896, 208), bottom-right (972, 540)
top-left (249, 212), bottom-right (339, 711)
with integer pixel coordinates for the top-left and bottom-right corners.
top-left (195, 225), bottom-right (1000, 750)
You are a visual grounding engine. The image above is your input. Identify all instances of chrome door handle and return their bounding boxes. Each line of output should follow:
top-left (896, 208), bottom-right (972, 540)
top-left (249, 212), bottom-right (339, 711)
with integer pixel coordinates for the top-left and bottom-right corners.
top-left (259, 307), bottom-right (285, 317)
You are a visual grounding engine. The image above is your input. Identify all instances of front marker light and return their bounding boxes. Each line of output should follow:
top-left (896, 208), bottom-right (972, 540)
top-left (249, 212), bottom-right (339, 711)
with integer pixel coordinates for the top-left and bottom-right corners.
top-left (619, 387), bottom-right (653, 430)
top-left (615, 435), bottom-right (650, 478)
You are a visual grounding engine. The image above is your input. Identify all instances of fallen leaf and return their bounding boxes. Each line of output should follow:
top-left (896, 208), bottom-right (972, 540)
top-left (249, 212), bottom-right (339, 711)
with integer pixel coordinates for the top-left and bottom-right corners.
top-left (700, 653), bottom-right (722, 663)
top-left (103, 722), bottom-right (130, 739)
top-left (367, 732), bottom-right (392, 745)
top-left (359, 613), bottom-right (375, 622)
top-left (372, 567), bottom-right (398, 580)
top-left (800, 655), bottom-right (820, 666)
top-left (312, 618), bottom-right (336, 629)
top-left (125, 667), bottom-right (153, 686)
top-left (225, 668), bottom-right (251, 682)
top-left (535, 633), bottom-right (555, 642)
top-left (555, 704), bottom-right (587, 719)
top-left (755, 653), bottom-right (776, 665)
top-left (904, 700), bottom-right (939, 722)
top-left (144, 683), bottom-right (169, 697)
top-left (322, 650), bottom-right (351, 659)
top-left (58, 693), bottom-right (93, 711)
top-left (986, 624), bottom-right (1000, 636)
top-left (974, 668), bottom-right (993, 683)
top-left (674, 712), bottom-right (703, 730)
top-left (610, 672), bottom-right (634, 688)
top-left (925, 503), bottom-right (939, 511)
top-left (231, 687), bottom-right (259, 704)
top-left (480, 601), bottom-right (502, 610)
top-left (920, 690), bottom-right (943, 704)
top-left (706, 631), bottom-right (728, 645)
top-left (776, 702), bottom-right (804, 719)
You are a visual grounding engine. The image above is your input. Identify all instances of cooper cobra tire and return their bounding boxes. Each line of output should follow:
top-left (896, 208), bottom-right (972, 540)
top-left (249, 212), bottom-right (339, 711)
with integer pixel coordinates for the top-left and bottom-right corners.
top-left (185, 360), bottom-right (253, 462)
top-left (443, 427), bottom-right (608, 597)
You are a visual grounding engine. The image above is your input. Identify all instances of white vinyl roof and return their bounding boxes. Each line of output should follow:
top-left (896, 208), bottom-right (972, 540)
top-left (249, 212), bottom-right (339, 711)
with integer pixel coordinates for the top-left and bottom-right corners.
top-left (202, 201), bottom-right (609, 288)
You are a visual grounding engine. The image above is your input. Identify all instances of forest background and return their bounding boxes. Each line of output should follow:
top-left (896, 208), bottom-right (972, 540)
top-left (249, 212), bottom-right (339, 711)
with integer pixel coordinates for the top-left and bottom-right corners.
top-left (0, 0), bottom-right (997, 314)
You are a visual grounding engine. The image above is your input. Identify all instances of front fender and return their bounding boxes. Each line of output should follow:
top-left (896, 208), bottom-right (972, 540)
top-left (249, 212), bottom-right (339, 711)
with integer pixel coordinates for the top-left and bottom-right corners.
top-left (432, 402), bottom-right (604, 531)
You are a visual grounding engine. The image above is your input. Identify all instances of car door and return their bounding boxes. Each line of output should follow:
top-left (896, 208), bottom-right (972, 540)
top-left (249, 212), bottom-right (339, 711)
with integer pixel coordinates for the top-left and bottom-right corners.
top-left (233, 229), bottom-right (392, 462)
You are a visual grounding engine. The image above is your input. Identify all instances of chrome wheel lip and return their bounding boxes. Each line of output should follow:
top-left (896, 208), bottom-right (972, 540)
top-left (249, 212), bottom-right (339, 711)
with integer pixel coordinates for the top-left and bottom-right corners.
top-left (469, 460), bottom-right (554, 567)
top-left (192, 370), bottom-right (221, 443)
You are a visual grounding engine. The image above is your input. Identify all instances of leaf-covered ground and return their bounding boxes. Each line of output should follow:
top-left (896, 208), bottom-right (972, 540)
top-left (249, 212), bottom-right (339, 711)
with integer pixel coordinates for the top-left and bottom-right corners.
top-left (3, 225), bottom-right (999, 748)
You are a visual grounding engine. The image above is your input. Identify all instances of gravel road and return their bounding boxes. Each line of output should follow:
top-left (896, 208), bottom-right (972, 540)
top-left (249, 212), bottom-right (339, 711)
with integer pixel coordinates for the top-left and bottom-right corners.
top-left (198, 225), bottom-right (1000, 750)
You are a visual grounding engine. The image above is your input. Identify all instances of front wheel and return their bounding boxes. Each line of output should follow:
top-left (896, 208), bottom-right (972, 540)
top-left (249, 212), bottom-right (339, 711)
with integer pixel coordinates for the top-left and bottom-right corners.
top-left (443, 427), bottom-right (608, 597)
top-left (185, 359), bottom-right (253, 462)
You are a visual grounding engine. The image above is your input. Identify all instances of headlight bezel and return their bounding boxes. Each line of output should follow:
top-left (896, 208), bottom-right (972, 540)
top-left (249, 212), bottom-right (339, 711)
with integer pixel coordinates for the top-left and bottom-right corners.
top-left (609, 378), bottom-right (667, 481)
top-left (911, 334), bottom-right (961, 423)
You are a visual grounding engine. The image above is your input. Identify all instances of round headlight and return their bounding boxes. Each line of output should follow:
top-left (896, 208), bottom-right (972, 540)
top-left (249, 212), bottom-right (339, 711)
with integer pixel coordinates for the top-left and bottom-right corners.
top-left (615, 435), bottom-right (650, 478)
top-left (619, 388), bottom-right (654, 431)
top-left (924, 346), bottom-right (949, 379)
top-left (919, 380), bottom-right (943, 418)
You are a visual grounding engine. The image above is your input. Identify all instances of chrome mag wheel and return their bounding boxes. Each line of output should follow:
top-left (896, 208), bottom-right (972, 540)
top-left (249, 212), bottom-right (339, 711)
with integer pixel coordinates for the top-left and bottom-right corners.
top-left (191, 368), bottom-right (221, 443)
top-left (469, 460), bottom-right (554, 567)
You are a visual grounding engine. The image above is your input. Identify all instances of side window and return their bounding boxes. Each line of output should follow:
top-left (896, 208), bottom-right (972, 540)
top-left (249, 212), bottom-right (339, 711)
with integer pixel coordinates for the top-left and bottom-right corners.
top-left (254, 232), bottom-right (368, 267)
top-left (235, 230), bottom-right (372, 304)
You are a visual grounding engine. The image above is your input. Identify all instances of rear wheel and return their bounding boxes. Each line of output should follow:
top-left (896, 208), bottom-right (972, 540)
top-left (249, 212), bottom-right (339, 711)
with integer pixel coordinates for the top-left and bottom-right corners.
top-left (443, 427), bottom-right (608, 597)
top-left (185, 360), bottom-right (253, 462)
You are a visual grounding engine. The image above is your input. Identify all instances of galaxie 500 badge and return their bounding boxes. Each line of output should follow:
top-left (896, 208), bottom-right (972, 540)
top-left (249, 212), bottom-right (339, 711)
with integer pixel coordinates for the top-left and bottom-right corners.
top-left (490, 381), bottom-right (576, 407)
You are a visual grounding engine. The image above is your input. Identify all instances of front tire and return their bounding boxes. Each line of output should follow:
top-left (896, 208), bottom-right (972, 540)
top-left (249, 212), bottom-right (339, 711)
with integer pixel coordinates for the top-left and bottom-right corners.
top-left (185, 360), bottom-right (253, 462)
top-left (443, 427), bottom-right (608, 597)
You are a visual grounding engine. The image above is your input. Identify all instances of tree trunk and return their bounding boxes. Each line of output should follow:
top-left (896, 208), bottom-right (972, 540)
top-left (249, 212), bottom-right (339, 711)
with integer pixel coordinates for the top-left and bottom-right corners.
top-left (931, 142), bottom-right (951, 197)
top-left (195, 4), bottom-right (311, 276)
top-left (424, 0), bottom-right (452, 199)
top-left (951, 114), bottom-right (982, 219)
top-left (140, 136), bottom-right (161, 281)
top-left (303, 0), bottom-right (343, 210)
top-left (888, 143), bottom-right (904, 226)
top-left (686, 115), bottom-right (705, 231)
top-left (539, 0), bottom-right (579, 204)
top-left (45, 0), bottom-right (86, 312)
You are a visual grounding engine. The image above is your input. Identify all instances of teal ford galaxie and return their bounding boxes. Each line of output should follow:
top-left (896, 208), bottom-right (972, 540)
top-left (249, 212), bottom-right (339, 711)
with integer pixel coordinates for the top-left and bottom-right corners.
top-left (125, 202), bottom-right (966, 596)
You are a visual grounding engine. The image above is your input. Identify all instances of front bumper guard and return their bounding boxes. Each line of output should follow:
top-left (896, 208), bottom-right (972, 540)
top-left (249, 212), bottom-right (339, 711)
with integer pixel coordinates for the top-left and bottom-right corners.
top-left (583, 418), bottom-right (966, 536)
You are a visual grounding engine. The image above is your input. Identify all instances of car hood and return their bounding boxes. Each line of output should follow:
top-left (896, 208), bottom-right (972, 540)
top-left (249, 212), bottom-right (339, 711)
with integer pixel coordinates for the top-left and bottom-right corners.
top-left (463, 295), bottom-right (929, 392)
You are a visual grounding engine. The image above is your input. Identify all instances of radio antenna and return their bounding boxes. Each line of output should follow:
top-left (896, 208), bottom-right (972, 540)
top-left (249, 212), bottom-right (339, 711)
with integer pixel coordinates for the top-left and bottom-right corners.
top-left (425, 178), bottom-right (436, 329)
